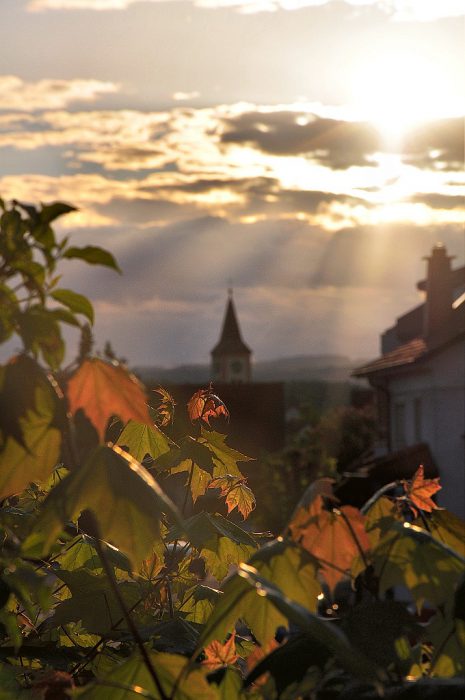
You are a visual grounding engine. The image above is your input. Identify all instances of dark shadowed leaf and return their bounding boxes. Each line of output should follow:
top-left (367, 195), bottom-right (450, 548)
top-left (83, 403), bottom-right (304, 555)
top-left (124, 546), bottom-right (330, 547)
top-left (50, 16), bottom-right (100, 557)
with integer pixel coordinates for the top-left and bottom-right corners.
top-left (63, 245), bottom-right (121, 272)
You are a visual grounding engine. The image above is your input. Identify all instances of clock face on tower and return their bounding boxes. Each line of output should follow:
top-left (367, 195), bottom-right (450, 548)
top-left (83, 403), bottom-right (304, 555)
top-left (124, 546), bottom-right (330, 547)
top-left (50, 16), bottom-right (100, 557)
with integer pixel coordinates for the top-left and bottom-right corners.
top-left (230, 360), bottom-right (243, 375)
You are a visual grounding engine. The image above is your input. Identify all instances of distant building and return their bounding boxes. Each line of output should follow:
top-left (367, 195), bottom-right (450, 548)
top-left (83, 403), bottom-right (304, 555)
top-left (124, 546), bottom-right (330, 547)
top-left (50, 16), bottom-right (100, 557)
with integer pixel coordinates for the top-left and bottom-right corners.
top-left (211, 290), bottom-right (252, 383)
top-left (354, 244), bottom-right (465, 517)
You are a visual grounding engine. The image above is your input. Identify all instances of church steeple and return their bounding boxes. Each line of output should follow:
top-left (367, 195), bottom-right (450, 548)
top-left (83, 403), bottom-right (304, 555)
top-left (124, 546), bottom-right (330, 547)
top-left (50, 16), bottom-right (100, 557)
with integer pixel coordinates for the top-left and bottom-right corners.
top-left (211, 291), bottom-right (252, 383)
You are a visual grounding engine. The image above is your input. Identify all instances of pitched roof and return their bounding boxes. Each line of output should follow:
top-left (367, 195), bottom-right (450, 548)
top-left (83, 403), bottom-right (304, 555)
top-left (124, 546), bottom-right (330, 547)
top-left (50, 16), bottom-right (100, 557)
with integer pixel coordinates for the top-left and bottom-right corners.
top-left (211, 296), bottom-right (251, 356)
top-left (354, 300), bottom-right (465, 378)
top-left (354, 337), bottom-right (427, 377)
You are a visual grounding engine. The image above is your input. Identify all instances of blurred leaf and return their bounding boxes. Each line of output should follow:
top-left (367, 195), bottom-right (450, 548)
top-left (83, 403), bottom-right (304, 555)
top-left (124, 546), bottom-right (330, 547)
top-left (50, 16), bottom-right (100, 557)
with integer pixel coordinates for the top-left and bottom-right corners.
top-left (51, 288), bottom-right (94, 324)
top-left (0, 361), bottom-right (61, 500)
top-left (22, 444), bottom-right (182, 569)
top-left (289, 497), bottom-right (370, 591)
top-left (76, 651), bottom-right (219, 700)
top-left (429, 614), bottom-right (465, 678)
top-left (371, 526), bottom-right (465, 610)
top-left (17, 307), bottom-right (64, 369)
top-left (152, 387), bottom-right (176, 427)
top-left (63, 245), bottom-right (121, 273)
top-left (196, 539), bottom-right (320, 648)
top-left (342, 601), bottom-right (420, 667)
top-left (39, 202), bottom-right (76, 224)
top-left (49, 569), bottom-right (140, 635)
top-left (200, 562), bottom-right (381, 684)
top-left (425, 510), bottom-right (465, 558)
top-left (67, 359), bottom-right (152, 442)
top-left (117, 420), bottom-right (172, 463)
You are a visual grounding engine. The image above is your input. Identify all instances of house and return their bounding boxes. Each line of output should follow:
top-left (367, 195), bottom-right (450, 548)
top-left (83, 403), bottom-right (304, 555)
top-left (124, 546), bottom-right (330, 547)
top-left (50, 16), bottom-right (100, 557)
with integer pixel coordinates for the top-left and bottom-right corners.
top-left (353, 244), bottom-right (465, 517)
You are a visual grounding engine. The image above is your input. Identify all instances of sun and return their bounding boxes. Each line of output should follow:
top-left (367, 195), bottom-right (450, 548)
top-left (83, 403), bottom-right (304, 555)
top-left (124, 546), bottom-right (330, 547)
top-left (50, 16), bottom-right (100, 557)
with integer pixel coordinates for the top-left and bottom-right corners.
top-left (350, 50), bottom-right (463, 145)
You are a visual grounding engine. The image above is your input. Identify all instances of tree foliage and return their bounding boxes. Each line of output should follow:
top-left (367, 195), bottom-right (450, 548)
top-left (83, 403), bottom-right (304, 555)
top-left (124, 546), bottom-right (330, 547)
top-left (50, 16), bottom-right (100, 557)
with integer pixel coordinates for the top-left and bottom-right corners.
top-left (0, 198), bottom-right (463, 698)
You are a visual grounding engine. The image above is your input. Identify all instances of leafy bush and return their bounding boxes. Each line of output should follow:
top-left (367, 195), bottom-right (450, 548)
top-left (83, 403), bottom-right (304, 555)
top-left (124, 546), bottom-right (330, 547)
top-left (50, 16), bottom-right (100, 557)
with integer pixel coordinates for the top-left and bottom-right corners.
top-left (0, 199), bottom-right (463, 698)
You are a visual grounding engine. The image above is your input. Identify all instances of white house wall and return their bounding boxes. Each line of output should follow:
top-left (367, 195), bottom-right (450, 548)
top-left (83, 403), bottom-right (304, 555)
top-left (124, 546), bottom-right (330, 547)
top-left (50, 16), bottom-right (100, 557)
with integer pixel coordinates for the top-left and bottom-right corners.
top-left (388, 340), bottom-right (465, 517)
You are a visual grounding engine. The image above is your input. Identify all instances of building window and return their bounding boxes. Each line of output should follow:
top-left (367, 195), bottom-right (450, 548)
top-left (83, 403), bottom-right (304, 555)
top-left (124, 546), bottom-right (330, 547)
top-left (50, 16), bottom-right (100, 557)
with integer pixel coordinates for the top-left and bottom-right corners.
top-left (414, 398), bottom-right (422, 442)
top-left (394, 402), bottom-right (406, 449)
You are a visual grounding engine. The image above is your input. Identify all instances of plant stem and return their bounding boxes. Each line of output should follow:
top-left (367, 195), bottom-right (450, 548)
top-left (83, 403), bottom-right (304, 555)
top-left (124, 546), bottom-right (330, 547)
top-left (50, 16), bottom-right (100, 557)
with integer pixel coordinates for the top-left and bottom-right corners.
top-left (87, 513), bottom-right (169, 700)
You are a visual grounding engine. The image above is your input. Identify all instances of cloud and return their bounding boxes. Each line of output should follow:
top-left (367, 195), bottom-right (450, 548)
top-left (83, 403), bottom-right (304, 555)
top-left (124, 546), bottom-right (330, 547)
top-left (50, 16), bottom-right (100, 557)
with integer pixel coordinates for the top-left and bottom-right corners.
top-left (220, 111), bottom-right (381, 169)
top-left (403, 118), bottom-right (464, 171)
top-left (0, 76), bottom-right (118, 112)
top-left (26, 0), bottom-right (465, 21)
top-left (172, 91), bottom-right (201, 102)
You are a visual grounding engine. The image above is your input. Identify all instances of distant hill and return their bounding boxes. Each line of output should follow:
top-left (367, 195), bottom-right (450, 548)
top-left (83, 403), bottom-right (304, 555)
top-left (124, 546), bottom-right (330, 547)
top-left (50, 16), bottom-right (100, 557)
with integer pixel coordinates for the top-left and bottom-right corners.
top-left (133, 354), bottom-right (368, 385)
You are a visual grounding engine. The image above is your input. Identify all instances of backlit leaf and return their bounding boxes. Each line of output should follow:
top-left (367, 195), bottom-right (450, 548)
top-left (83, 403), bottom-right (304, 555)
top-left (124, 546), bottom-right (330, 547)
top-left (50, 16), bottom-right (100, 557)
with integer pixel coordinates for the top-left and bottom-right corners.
top-left (402, 465), bottom-right (441, 516)
top-left (22, 444), bottom-right (182, 568)
top-left (289, 497), bottom-right (370, 590)
top-left (203, 631), bottom-right (238, 670)
top-left (77, 651), bottom-right (219, 700)
top-left (197, 540), bottom-right (320, 647)
top-left (117, 419), bottom-right (172, 462)
top-left (152, 386), bottom-right (176, 427)
top-left (187, 386), bottom-right (229, 426)
top-left (199, 429), bottom-right (253, 478)
top-left (208, 475), bottom-right (256, 520)
top-left (67, 359), bottom-right (153, 442)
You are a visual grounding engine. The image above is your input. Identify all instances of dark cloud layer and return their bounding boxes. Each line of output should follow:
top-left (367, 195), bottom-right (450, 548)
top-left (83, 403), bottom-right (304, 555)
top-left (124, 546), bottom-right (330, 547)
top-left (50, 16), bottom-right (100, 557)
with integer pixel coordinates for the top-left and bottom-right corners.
top-left (221, 112), bottom-right (381, 169)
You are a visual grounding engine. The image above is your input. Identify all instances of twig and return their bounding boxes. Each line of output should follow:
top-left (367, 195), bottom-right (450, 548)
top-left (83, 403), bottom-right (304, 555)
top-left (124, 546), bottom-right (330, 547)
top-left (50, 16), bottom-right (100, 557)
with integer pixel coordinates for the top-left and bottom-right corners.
top-left (87, 513), bottom-right (169, 700)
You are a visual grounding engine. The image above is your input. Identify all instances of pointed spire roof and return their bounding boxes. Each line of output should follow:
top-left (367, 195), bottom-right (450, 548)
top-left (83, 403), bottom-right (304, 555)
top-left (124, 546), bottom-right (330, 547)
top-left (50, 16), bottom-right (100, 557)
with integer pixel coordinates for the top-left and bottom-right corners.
top-left (211, 291), bottom-right (251, 356)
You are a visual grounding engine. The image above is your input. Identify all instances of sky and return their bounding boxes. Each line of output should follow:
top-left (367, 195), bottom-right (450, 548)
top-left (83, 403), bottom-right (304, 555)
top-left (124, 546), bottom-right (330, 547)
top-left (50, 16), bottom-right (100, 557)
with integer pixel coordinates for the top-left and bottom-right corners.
top-left (0, 0), bottom-right (464, 366)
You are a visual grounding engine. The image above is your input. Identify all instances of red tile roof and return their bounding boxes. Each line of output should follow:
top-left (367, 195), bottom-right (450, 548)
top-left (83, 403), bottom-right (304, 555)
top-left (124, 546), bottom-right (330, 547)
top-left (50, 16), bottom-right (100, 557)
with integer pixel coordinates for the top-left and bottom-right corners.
top-left (354, 337), bottom-right (427, 377)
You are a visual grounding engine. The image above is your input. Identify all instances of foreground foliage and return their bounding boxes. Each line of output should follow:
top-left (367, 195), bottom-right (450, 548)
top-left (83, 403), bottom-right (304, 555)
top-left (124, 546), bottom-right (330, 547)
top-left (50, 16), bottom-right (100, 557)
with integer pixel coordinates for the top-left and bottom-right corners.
top-left (0, 200), bottom-right (464, 699)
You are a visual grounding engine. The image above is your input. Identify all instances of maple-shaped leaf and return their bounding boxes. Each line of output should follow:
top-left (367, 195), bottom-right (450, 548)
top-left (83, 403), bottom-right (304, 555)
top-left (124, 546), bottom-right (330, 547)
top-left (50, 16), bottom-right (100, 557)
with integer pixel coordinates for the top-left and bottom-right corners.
top-left (289, 497), bottom-right (370, 591)
top-left (153, 386), bottom-right (176, 426)
top-left (187, 384), bottom-right (229, 426)
top-left (402, 465), bottom-right (441, 517)
top-left (67, 359), bottom-right (152, 442)
top-left (209, 475), bottom-right (256, 519)
top-left (202, 631), bottom-right (239, 670)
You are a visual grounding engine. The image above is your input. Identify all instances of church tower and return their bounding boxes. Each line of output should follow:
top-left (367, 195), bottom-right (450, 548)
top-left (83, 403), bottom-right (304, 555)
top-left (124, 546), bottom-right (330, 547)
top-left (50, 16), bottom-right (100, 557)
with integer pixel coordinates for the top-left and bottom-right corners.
top-left (211, 291), bottom-right (252, 383)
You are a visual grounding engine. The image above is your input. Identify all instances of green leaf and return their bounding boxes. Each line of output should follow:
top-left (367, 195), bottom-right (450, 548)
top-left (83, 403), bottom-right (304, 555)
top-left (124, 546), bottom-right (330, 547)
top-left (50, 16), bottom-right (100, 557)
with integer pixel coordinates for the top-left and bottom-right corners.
top-left (76, 651), bottom-right (219, 700)
top-left (170, 512), bottom-right (257, 581)
top-left (39, 201), bottom-right (76, 224)
top-left (0, 663), bottom-right (30, 698)
top-left (181, 585), bottom-right (221, 625)
top-left (117, 420), bottom-right (172, 463)
top-left (0, 372), bottom-right (61, 500)
top-left (199, 429), bottom-right (253, 478)
top-left (63, 245), bottom-right (121, 273)
top-left (196, 539), bottom-right (320, 647)
top-left (234, 564), bottom-right (382, 683)
top-left (22, 445), bottom-right (183, 569)
top-left (48, 569), bottom-right (140, 635)
top-left (51, 288), bottom-right (94, 324)
top-left (16, 307), bottom-right (64, 369)
top-left (371, 525), bottom-right (465, 610)
top-left (429, 613), bottom-right (465, 678)
top-left (425, 510), bottom-right (465, 557)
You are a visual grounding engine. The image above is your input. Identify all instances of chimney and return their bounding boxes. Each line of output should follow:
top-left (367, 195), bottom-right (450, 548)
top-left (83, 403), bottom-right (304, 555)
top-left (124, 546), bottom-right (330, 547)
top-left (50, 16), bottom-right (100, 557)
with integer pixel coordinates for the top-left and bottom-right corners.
top-left (423, 243), bottom-right (454, 337)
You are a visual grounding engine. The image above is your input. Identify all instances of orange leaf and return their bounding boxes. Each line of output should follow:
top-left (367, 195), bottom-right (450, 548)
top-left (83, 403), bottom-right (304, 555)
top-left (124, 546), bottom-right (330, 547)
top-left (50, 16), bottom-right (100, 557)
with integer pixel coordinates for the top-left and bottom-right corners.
top-left (402, 465), bottom-right (441, 516)
top-left (202, 631), bottom-right (238, 670)
top-left (187, 384), bottom-right (229, 426)
top-left (289, 499), bottom-right (370, 591)
top-left (67, 359), bottom-right (152, 441)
